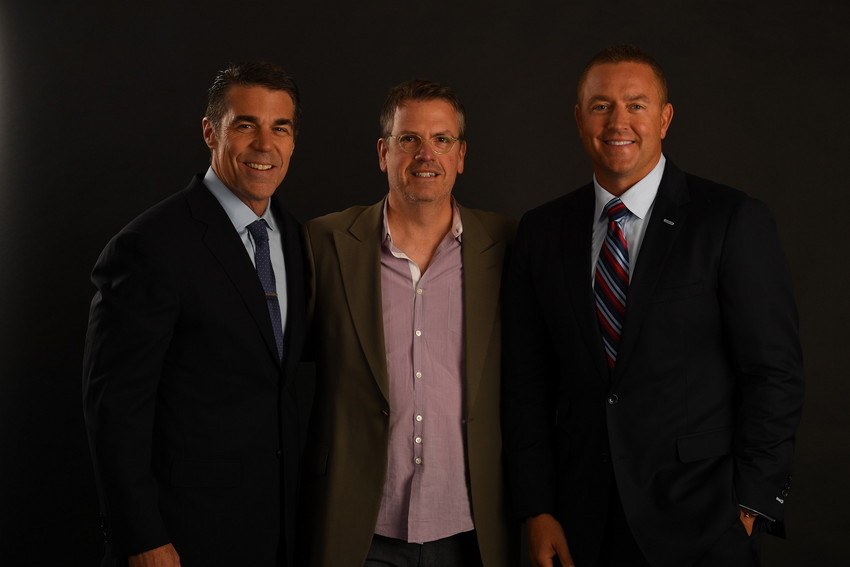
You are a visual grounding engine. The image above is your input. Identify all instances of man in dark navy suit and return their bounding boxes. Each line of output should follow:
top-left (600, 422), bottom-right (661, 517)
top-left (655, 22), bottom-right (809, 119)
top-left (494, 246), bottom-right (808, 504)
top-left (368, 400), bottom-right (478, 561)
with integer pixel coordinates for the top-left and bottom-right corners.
top-left (503, 44), bottom-right (803, 567)
top-left (84, 62), bottom-right (308, 567)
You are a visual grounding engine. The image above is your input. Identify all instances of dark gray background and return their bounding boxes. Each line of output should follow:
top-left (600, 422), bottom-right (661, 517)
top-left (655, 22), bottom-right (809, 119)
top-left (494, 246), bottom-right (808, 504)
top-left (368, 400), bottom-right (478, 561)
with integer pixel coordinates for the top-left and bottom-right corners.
top-left (1, 1), bottom-right (846, 564)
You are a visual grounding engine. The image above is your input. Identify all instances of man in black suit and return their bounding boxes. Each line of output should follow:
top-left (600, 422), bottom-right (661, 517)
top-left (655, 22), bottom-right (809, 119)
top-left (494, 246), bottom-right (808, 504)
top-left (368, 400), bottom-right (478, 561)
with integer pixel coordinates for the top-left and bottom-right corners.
top-left (83, 62), bottom-right (308, 567)
top-left (502, 44), bottom-right (803, 567)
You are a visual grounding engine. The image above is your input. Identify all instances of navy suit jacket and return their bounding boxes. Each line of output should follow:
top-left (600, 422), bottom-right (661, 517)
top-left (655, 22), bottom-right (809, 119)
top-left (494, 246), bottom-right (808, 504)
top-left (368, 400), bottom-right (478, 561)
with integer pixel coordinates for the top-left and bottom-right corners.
top-left (502, 161), bottom-right (803, 567)
top-left (83, 175), bottom-right (308, 567)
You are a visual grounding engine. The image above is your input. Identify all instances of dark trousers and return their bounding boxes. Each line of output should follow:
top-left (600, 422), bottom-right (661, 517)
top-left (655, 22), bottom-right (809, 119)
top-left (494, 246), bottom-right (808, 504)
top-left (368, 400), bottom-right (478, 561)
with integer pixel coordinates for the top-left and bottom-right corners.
top-left (364, 531), bottom-right (483, 567)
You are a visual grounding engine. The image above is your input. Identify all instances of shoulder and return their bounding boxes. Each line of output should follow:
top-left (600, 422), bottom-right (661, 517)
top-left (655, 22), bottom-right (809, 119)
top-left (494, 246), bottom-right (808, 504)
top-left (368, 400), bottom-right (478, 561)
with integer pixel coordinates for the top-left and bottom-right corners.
top-left (683, 172), bottom-right (751, 203)
top-left (117, 177), bottom-right (205, 238)
top-left (306, 205), bottom-right (371, 227)
top-left (458, 205), bottom-right (518, 241)
top-left (677, 171), bottom-right (774, 225)
top-left (95, 178), bottom-right (208, 267)
top-left (515, 184), bottom-right (594, 233)
top-left (304, 202), bottom-right (382, 239)
top-left (661, 160), bottom-right (763, 212)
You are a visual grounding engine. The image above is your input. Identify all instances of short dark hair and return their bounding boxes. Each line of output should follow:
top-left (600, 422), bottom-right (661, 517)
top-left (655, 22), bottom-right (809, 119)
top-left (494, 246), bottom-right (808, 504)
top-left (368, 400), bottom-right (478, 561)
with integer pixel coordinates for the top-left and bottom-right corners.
top-left (577, 44), bottom-right (668, 105)
top-left (379, 79), bottom-right (466, 139)
top-left (206, 61), bottom-right (301, 134)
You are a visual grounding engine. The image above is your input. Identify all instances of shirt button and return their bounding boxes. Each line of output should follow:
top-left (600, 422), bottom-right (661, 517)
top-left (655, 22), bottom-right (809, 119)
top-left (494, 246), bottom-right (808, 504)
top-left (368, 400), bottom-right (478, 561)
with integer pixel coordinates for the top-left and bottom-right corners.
top-left (415, 437), bottom-right (422, 444)
top-left (415, 457), bottom-right (422, 465)
top-left (416, 288), bottom-right (423, 294)
top-left (415, 415), bottom-right (423, 422)
top-left (415, 330), bottom-right (422, 337)
top-left (415, 371), bottom-right (422, 379)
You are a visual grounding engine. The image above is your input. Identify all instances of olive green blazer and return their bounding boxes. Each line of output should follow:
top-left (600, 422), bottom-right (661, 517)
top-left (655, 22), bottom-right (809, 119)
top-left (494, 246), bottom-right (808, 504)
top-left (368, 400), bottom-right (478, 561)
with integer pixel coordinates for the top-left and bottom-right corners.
top-left (300, 200), bottom-right (517, 567)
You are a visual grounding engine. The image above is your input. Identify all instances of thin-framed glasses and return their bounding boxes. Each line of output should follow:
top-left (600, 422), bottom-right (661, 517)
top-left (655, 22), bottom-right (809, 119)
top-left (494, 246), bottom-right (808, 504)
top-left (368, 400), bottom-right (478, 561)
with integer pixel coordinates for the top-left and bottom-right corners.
top-left (387, 133), bottom-right (460, 154)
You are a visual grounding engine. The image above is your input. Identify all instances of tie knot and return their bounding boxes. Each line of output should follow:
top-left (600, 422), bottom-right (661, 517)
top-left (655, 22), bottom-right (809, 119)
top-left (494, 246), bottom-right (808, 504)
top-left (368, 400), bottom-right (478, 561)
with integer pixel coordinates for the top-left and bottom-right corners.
top-left (247, 219), bottom-right (270, 243)
top-left (604, 198), bottom-right (629, 222)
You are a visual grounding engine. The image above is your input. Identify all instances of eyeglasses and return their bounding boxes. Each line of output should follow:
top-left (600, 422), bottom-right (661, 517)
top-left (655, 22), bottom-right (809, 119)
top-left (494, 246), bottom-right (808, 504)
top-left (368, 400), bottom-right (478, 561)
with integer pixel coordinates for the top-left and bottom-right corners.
top-left (387, 133), bottom-right (460, 154)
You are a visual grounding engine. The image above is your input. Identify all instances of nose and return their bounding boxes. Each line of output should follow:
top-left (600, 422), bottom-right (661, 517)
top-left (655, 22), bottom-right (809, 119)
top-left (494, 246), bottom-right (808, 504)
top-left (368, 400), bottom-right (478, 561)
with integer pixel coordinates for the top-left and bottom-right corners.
top-left (252, 128), bottom-right (274, 152)
top-left (608, 106), bottom-right (628, 130)
top-left (415, 140), bottom-right (437, 161)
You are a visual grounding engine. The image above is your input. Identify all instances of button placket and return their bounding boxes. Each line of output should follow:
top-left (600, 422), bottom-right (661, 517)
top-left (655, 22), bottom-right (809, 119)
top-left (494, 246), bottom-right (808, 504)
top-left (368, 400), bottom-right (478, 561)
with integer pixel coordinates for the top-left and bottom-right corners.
top-left (412, 281), bottom-right (425, 467)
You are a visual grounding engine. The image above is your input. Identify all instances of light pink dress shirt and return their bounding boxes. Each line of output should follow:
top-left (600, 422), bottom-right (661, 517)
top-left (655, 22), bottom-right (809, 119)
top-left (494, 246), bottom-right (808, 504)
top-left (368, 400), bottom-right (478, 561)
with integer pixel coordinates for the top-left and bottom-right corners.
top-left (373, 200), bottom-right (474, 543)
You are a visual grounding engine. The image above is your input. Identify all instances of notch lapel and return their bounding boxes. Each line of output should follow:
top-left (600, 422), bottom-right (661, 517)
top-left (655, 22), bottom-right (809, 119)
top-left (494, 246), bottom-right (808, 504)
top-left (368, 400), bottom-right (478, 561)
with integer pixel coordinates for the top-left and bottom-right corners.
top-left (332, 202), bottom-right (390, 402)
top-left (459, 207), bottom-right (508, 417)
top-left (274, 198), bottom-right (308, 385)
top-left (614, 162), bottom-right (691, 382)
top-left (185, 178), bottom-right (282, 366)
top-left (562, 186), bottom-right (611, 383)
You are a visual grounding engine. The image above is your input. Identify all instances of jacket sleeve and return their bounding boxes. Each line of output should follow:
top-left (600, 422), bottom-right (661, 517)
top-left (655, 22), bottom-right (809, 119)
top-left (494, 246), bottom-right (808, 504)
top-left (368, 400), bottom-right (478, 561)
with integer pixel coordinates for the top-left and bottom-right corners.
top-left (501, 212), bottom-right (561, 520)
top-left (82, 229), bottom-right (177, 556)
top-left (719, 196), bottom-right (804, 525)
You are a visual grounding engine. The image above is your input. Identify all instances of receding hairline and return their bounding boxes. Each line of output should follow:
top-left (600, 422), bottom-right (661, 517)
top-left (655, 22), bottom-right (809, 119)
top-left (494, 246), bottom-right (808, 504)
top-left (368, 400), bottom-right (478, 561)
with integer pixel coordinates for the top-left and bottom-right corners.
top-left (576, 60), bottom-right (669, 107)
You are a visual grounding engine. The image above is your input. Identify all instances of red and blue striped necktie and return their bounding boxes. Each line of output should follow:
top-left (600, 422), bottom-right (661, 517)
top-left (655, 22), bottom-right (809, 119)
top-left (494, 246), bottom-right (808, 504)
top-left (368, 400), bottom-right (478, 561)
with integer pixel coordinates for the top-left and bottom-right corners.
top-left (594, 197), bottom-right (630, 370)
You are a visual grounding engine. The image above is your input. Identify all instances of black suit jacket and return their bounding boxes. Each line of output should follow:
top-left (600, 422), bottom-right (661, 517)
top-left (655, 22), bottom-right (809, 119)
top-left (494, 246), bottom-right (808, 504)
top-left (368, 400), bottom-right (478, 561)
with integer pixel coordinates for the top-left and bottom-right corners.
top-left (502, 161), bottom-right (803, 567)
top-left (83, 175), bottom-right (308, 567)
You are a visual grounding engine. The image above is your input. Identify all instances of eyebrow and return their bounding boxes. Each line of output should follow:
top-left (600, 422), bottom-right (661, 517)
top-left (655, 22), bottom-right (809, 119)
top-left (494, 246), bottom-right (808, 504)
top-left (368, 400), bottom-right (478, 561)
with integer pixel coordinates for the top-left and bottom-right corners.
top-left (231, 115), bottom-right (294, 126)
top-left (395, 129), bottom-right (455, 136)
top-left (586, 94), bottom-right (651, 103)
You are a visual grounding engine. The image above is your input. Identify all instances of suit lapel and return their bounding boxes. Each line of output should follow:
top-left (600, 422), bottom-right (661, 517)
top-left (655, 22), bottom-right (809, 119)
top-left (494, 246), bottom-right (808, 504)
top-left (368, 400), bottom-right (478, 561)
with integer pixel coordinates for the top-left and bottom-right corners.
top-left (333, 202), bottom-right (390, 402)
top-left (562, 186), bottom-right (610, 383)
top-left (459, 206), bottom-right (506, 417)
top-left (185, 177), bottom-right (282, 367)
top-left (614, 162), bottom-right (690, 382)
top-left (273, 198), bottom-right (307, 384)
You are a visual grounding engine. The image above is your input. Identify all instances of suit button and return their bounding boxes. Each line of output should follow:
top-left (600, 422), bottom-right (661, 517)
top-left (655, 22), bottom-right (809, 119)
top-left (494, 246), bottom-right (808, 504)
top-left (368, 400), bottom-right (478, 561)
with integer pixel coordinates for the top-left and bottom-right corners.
top-left (607, 394), bottom-right (619, 405)
top-left (781, 489), bottom-right (789, 497)
top-left (276, 449), bottom-right (282, 459)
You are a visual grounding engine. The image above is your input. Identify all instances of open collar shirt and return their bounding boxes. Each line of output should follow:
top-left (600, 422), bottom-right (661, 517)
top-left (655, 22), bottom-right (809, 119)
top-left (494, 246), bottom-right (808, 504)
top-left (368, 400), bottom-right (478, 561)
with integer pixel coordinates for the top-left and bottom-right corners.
top-left (374, 198), bottom-right (474, 543)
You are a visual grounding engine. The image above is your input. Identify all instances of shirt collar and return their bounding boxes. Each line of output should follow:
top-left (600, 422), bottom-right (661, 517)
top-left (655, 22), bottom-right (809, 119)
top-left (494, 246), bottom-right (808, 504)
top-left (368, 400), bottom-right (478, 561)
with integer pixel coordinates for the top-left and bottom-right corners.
top-left (381, 197), bottom-right (464, 243)
top-left (593, 154), bottom-right (666, 221)
top-left (203, 167), bottom-right (278, 232)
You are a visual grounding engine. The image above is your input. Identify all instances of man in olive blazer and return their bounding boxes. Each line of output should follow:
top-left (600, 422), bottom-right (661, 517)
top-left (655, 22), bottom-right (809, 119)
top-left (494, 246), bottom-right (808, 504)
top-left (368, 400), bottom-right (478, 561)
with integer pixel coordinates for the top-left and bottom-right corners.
top-left (299, 80), bottom-right (516, 567)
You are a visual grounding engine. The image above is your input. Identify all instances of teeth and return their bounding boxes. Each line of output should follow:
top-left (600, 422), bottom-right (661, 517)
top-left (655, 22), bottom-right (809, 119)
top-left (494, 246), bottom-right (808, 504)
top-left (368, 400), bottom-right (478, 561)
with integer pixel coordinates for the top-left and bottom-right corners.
top-left (413, 172), bottom-right (437, 177)
top-left (246, 163), bottom-right (273, 170)
top-left (606, 141), bottom-right (633, 146)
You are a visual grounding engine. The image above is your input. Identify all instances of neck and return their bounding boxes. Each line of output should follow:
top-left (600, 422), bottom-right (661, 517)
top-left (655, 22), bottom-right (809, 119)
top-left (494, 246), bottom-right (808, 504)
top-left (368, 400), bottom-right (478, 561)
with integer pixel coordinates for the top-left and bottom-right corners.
top-left (386, 193), bottom-right (454, 272)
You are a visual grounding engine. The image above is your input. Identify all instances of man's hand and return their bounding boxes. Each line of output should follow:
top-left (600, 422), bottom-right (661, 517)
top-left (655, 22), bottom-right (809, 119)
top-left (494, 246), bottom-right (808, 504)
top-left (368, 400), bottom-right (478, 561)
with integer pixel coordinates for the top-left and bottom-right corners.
top-left (739, 508), bottom-right (757, 536)
top-left (526, 513), bottom-right (575, 567)
top-left (128, 543), bottom-right (181, 567)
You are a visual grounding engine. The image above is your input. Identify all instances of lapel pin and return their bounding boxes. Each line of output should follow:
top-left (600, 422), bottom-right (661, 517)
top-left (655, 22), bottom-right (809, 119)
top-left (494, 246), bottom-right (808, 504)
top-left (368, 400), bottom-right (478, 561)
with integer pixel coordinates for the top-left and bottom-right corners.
top-left (663, 218), bottom-right (675, 226)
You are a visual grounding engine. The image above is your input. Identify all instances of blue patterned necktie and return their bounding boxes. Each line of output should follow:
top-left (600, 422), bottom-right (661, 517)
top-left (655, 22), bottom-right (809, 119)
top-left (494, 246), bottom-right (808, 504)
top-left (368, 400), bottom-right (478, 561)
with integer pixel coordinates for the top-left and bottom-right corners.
top-left (247, 220), bottom-right (284, 360)
top-left (594, 197), bottom-right (630, 370)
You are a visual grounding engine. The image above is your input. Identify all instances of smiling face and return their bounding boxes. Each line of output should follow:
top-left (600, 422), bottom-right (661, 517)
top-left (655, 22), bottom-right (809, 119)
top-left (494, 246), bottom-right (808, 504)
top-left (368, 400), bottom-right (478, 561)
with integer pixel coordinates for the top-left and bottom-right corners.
top-left (202, 85), bottom-right (296, 215)
top-left (378, 99), bottom-right (466, 207)
top-left (575, 61), bottom-right (673, 195)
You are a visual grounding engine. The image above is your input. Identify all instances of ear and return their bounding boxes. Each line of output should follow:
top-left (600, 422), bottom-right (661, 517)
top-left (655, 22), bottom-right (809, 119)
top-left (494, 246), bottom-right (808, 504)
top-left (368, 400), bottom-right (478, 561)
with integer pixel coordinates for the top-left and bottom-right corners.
top-left (202, 117), bottom-right (217, 150)
top-left (377, 137), bottom-right (389, 172)
top-left (574, 104), bottom-right (583, 136)
top-left (660, 103), bottom-right (674, 139)
top-left (456, 140), bottom-right (467, 175)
